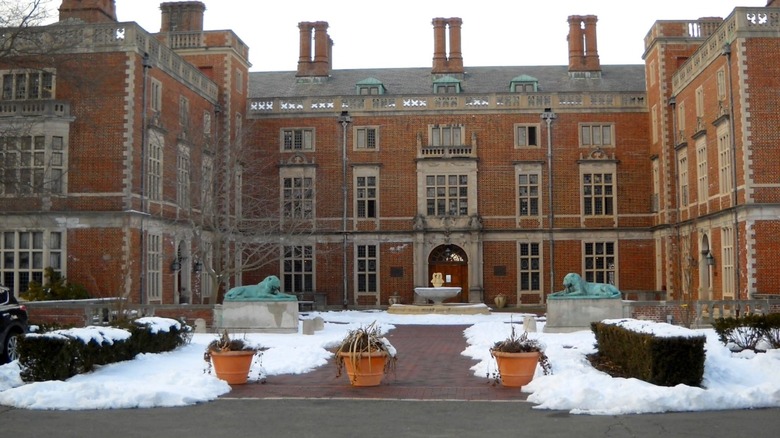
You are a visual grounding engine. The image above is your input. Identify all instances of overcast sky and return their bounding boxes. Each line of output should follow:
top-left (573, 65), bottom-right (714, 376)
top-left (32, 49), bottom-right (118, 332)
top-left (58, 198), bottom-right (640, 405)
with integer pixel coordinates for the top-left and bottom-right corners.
top-left (49, 0), bottom-right (767, 71)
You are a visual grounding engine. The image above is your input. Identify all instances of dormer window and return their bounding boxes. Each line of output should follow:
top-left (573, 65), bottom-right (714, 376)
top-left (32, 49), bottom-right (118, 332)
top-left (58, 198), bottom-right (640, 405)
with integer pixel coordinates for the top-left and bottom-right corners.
top-left (510, 74), bottom-right (538, 93)
top-left (433, 75), bottom-right (461, 94)
top-left (356, 77), bottom-right (386, 95)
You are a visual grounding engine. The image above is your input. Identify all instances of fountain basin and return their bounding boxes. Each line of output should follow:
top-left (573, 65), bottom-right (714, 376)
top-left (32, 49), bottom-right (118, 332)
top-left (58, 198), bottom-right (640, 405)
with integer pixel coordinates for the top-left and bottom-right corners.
top-left (414, 287), bottom-right (461, 305)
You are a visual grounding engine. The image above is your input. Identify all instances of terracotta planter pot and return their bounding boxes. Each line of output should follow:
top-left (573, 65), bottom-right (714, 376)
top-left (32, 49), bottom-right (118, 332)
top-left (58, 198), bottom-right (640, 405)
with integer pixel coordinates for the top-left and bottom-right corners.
top-left (338, 351), bottom-right (388, 387)
top-left (490, 350), bottom-right (539, 388)
top-left (209, 350), bottom-right (256, 385)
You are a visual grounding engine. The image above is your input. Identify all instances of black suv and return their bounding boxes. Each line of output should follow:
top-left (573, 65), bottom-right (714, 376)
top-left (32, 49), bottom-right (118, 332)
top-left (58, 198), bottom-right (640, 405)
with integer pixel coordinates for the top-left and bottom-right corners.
top-left (1, 284), bottom-right (28, 364)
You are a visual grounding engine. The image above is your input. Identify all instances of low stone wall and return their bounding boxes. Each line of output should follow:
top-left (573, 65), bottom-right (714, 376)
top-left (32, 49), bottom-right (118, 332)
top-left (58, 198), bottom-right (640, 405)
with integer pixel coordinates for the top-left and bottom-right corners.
top-left (25, 299), bottom-right (215, 329)
top-left (624, 299), bottom-right (780, 327)
top-left (23, 298), bottom-right (780, 331)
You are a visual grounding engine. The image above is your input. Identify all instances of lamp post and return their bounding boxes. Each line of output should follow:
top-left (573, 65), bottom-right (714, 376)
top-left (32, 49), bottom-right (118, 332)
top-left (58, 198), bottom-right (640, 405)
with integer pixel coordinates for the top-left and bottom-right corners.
top-left (541, 108), bottom-right (557, 296)
top-left (338, 111), bottom-right (352, 307)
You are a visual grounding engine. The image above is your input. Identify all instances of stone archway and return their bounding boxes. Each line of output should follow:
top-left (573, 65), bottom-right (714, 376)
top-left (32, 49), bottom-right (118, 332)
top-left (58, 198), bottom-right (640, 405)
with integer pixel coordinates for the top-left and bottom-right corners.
top-left (427, 244), bottom-right (469, 302)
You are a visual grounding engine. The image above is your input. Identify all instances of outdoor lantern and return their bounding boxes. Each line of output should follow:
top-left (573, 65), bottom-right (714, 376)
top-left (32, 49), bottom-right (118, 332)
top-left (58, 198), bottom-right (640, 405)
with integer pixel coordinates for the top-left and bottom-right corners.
top-left (706, 251), bottom-right (716, 266)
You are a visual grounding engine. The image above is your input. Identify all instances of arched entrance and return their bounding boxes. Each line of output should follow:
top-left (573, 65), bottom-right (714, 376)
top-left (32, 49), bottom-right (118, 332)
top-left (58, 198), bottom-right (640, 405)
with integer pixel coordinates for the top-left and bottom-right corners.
top-left (428, 244), bottom-right (469, 302)
top-left (174, 240), bottom-right (190, 304)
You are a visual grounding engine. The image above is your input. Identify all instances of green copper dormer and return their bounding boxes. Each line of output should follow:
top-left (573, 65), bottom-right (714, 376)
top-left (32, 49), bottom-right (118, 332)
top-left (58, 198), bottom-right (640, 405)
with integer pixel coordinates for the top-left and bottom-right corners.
top-left (510, 74), bottom-right (539, 92)
top-left (356, 77), bottom-right (386, 95)
top-left (432, 75), bottom-right (462, 94)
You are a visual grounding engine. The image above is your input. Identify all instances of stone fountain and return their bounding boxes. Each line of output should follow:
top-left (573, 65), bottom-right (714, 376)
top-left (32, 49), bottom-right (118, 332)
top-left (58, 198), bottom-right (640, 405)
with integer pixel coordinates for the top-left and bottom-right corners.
top-left (414, 273), bottom-right (461, 305)
top-left (414, 286), bottom-right (462, 305)
top-left (387, 272), bottom-right (490, 315)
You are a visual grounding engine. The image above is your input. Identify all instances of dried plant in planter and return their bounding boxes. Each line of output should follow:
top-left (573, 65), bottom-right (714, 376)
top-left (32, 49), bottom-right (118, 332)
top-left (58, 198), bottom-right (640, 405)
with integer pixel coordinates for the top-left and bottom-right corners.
top-left (334, 321), bottom-right (397, 384)
top-left (203, 330), bottom-right (267, 383)
top-left (489, 324), bottom-right (552, 385)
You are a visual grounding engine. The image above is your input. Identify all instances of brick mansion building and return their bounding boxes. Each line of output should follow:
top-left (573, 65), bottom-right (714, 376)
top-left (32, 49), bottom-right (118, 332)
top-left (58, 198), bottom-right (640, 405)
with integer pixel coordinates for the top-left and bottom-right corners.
top-left (1, 0), bottom-right (779, 309)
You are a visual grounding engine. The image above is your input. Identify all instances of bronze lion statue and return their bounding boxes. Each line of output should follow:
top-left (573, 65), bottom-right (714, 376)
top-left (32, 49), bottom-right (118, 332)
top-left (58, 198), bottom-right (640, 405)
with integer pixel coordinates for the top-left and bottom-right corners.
top-left (224, 275), bottom-right (296, 301)
top-left (549, 273), bottom-right (621, 299)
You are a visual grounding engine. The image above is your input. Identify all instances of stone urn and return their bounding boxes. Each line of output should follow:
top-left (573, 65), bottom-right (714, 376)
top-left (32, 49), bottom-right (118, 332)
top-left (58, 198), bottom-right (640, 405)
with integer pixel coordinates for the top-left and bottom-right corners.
top-left (494, 294), bottom-right (507, 309)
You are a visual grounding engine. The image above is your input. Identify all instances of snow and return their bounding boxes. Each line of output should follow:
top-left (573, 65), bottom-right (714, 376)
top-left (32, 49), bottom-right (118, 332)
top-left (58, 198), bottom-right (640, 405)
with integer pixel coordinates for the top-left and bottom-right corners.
top-left (1, 311), bottom-right (779, 414)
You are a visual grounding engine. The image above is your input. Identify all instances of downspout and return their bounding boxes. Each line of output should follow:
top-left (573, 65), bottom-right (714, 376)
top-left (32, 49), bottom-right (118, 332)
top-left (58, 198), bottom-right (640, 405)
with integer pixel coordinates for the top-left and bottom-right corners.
top-left (723, 42), bottom-right (741, 303)
top-left (140, 52), bottom-right (152, 304)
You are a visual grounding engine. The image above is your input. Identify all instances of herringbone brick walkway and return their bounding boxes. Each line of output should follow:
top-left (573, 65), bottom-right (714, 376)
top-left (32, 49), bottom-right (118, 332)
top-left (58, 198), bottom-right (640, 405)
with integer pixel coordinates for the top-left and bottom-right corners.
top-left (225, 325), bottom-right (530, 401)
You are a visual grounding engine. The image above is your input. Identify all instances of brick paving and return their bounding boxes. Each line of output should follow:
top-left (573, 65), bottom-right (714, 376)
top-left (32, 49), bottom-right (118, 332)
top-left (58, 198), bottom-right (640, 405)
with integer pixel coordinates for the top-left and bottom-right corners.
top-left (224, 325), bottom-right (530, 401)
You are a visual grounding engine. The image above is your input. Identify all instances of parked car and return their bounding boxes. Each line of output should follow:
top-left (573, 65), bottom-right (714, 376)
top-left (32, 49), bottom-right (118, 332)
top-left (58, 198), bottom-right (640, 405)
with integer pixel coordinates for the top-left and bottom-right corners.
top-left (1, 284), bottom-right (29, 364)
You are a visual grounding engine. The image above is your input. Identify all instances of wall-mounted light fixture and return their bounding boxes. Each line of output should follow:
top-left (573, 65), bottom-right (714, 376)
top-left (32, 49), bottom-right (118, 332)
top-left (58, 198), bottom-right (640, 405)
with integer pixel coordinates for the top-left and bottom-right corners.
top-left (171, 255), bottom-right (187, 272)
top-left (193, 259), bottom-right (202, 273)
top-left (705, 251), bottom-right (716, 267)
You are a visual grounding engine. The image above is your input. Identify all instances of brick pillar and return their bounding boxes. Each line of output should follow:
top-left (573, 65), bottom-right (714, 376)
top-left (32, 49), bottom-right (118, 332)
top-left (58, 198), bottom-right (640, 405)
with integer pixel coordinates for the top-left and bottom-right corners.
top-left (160, 1), bottom-right (206, 32)
top-left (447, 18), bottom-right (464, 72)
top-left (583, 16), bottom-right (601, 71)
top-left (297, 22), bottom-right (313, 76)
top-left (59, 0), bottom-right (117, 23)
top-left (432, 17), bottom-right (447, 73)
top-left (312, 21), bottom-right (331, 76)
top-left (567, 15), bottom-right (585, 70)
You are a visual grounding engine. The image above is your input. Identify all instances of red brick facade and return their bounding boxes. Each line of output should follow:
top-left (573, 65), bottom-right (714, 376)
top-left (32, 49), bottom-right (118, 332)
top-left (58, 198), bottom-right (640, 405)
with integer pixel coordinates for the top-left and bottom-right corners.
top-left (1, 2), bottom-right (778, 311)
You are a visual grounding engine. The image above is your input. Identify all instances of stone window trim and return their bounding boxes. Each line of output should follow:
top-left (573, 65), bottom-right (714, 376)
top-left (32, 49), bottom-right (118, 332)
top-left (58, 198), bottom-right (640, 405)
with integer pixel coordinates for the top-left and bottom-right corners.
top-left (716, 123), bottom-right (733, 197)
top-left (579, 161), bottom-right (617, 217)
top-left (146, 233), bottom-right (163, 302)
top-left (583, 240), bottom-right (617, 287)
top-left (281, 127), bottom-right (315, 152)
top-left (150, 78), bottom-right (162, 113)
top-left (677, 150), bottom-right (689, 208)
top-left (1, 69), bottom-right (55, 100)
top-left (146, 130), bottom-right (164, 201)
top-left (428, 124), bottom-right (464, 147)
top-left (356, 243), bottom-right (379, 294)
top-left (280, 166), bottom-right (316, 221)
top-left (176, 144), bottom-right (191, 209)
top-left (579, 123), bottom-right (614, 148)
top-left (0, 133), bottom-right (68, 196)
top-left (695, 137), bottom-right (708, 206)
top-left (425, 173), bottom-right (469, 217)
top-left (517, 241), bottom-right (542, 292)
top-left (282, 245), bottom-right (314, 294)
top-left (354, 126), bottom-right (379, 150)
top-left (0, 229), bottom-right (64, 297)
top-left (514, 123), bottom-right (540, 148)
top-left (354, 165), bottom-right (379, 220)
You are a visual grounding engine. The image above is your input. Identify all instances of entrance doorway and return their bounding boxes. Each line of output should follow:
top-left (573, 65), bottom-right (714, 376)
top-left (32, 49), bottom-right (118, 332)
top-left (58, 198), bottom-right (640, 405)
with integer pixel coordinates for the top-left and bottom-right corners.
top-left (427, 244), bottom-right (468, 302)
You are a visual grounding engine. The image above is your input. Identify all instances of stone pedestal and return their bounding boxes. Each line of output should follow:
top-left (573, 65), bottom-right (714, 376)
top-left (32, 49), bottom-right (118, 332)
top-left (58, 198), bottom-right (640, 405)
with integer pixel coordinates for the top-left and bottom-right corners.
top-left (214, 301), bottom-right (299, 333)
top-left (544, 298), bottom-right (625, 333)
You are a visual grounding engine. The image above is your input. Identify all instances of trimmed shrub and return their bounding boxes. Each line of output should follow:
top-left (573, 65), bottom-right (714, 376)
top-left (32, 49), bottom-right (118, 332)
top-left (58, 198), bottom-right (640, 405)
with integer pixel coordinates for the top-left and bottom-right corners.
top-left (591, 320), bottom-right (705, 387)
top-left (17, 318), bottom-right (191, 382)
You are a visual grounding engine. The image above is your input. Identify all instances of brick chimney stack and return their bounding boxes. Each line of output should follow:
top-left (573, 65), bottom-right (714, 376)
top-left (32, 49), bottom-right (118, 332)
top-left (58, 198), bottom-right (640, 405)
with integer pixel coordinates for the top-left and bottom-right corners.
top-left (59, 0), bottom-right (117, 23)
top-left (432, 17), bottom-right (464, 75)
top-left (160, 1), bottom-right (206, 32)
top-left (297, 22), bottom-right (332, 77)
top-left (567, 15), bottom-right (601, 75)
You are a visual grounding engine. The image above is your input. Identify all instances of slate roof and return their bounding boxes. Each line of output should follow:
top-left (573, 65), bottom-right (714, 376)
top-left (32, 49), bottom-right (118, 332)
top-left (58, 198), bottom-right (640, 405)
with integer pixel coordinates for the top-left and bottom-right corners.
top-left (248, 65), bottom-right (646, 99)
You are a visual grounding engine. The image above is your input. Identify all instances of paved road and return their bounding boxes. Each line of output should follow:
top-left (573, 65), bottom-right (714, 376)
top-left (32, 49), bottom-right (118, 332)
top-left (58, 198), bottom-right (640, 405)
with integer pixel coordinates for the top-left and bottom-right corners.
top-left (1, 399), bottom-right (778, 438)
top-left (2, 324), bottom-right (777, 437)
